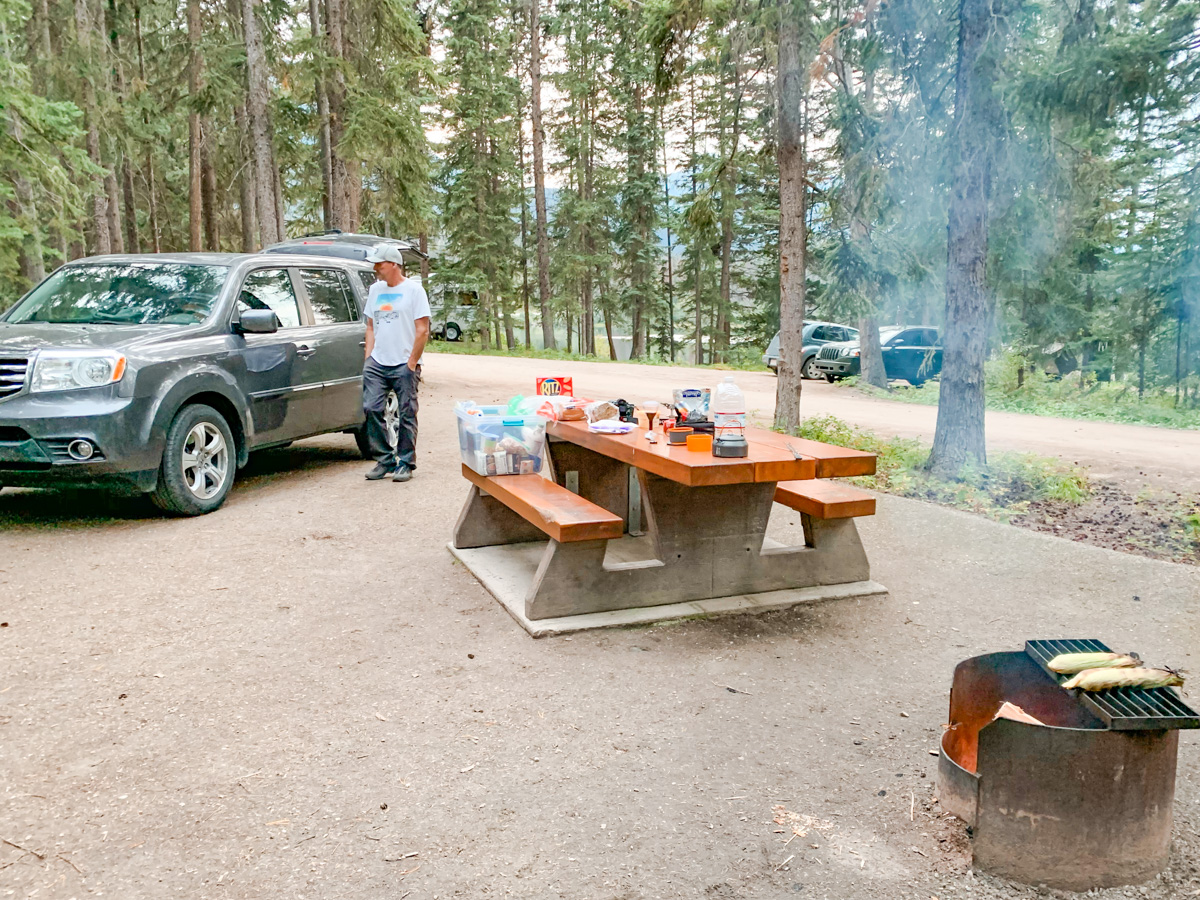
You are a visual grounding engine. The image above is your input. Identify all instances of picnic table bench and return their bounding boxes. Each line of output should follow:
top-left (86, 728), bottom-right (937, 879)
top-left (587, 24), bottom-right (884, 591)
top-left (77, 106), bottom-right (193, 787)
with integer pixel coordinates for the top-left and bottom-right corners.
top-left (450, 418), bottom-right (885, 635)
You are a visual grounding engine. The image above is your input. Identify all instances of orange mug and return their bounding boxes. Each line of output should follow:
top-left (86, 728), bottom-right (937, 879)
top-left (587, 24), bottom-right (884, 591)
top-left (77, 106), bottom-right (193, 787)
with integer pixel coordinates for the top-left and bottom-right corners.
top-left (685, 433), bottom-right (713, 452)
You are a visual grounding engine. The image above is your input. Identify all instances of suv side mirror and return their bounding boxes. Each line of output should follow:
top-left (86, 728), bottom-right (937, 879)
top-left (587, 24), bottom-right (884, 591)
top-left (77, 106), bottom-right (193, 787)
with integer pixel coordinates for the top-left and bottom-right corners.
top-left (235, 309), bottom-right (279, 334)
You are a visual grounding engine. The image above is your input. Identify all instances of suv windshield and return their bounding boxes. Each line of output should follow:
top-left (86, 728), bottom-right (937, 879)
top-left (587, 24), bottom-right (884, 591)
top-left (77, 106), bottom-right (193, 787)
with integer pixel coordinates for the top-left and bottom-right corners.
top-left (4, 262), bottom-right (229, 326)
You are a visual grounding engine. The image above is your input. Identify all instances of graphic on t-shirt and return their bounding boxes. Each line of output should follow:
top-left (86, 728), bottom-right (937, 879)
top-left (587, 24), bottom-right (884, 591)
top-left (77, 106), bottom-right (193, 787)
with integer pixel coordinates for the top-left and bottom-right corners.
top-left (375, 300), bottom-right (400, 324)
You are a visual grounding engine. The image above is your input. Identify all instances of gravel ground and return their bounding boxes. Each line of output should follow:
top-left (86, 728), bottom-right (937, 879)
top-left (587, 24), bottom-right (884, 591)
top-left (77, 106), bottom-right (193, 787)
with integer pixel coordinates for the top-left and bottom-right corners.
top-left (1, 360), bottom-right (1197, 900)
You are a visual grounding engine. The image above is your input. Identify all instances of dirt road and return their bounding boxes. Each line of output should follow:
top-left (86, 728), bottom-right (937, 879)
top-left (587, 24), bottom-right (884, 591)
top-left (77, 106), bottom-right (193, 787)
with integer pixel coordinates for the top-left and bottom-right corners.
top-left (1, 356), bottom-right (1197, 900)
top-left (429, 353), bottom-right (1200, 490)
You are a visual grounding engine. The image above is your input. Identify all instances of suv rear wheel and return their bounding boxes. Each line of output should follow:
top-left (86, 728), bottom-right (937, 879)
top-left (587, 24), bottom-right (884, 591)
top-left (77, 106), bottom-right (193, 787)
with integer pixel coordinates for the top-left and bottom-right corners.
top-left (150, 404), bottom-right (236, 515)
top-left (352, 390), bottom-right (399, 459)
top-left (802, 356), bottom-right (819, 380)
top-left (445, 322), bottom-right (462, 342)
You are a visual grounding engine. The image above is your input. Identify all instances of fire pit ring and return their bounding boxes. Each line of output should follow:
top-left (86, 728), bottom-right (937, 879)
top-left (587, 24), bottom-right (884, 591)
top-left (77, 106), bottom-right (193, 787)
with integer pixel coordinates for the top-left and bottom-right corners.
top-left (937, 641), bottom-right (1196, 892)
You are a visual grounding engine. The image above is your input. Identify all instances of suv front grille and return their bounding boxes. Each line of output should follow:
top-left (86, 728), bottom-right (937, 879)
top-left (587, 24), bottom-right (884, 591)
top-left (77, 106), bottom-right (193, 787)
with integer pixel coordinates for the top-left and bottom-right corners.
top-left (818, 346), bottom-right (842, 361)
top-left (0, 356), bottom-right (30, 400)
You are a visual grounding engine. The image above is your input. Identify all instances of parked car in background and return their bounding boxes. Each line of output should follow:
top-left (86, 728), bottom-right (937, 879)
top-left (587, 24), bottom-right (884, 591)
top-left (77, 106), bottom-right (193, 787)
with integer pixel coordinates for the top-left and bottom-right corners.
top-left (812, 325), bottom-right (942, 386)
top-left (266, 231), bottom-right (425, 268)
top-left (763, 321), bottom-right (859, 378)
top-left (0, 251), bottom-right (394, 515)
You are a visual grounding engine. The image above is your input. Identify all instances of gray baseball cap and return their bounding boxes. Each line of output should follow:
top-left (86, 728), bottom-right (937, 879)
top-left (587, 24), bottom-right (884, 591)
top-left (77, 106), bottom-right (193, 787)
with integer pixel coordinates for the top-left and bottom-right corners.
top-left (365, 244), bottom-right (405, 265)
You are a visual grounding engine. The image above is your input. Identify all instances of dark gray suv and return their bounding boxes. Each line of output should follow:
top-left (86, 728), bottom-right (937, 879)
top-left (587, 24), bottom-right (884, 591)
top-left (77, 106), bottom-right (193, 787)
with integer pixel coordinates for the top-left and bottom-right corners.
top-left (0, 252), bottom-right (384, 514)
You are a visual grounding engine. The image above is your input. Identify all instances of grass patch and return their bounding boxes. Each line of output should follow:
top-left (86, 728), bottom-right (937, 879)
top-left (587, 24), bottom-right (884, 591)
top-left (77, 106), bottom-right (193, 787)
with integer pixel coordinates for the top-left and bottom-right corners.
top-left (844, 350), bottom-right (1200, 431)
top-left (429, 340), bottom-right (771, 372)
top-left (793, 414), bottom-right (1091, 521)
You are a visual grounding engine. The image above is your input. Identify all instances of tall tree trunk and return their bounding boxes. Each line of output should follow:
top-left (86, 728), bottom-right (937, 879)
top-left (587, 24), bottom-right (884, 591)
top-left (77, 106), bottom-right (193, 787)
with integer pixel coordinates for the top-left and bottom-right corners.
top-left (107, 1), bottom-right (140, 253)
top-left (518, 115), bottom-right (532, 348)
top-left (135, 4), bottom-right (159, 252)
top-left (309, 0), bottom-right (333, 229)
top-left (75, 0), bottom-right (112, 254)
top-left (105, 170), bottom-right (124, 253)
top-left (689, 77), bottom-right (703, 364)
top-left (929, 0), bottom-right (1004, 477)
top-left (242, 0), bottom-right (279, 247)
top-left (419, 232), bottom-right (429, 281)
top-left (530, 0), bottom-right (555, 350)
top-left (187, 0), bottom-right (203, 250)
top-left (858, 315), bottom-right (887, 388)
top-left (233, 103), bottom-right (257, 251)
top-left (773, 0), bottom-right (807, 432)
top-left (202, 119), bottom-right (220, 249)
top-left (660, 102), bottom-right (675, 361)
top-left (273, 161), bottom-right (286, 239)
top-left (324, 0), bottom-right (355, 229)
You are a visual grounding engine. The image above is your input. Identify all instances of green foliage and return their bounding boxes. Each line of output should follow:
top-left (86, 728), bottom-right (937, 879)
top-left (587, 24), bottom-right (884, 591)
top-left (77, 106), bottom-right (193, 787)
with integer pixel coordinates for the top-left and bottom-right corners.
top-left (849, 348), bottom-right (1200, 429)
top-left (793, 414), bottom-right (1091, 519)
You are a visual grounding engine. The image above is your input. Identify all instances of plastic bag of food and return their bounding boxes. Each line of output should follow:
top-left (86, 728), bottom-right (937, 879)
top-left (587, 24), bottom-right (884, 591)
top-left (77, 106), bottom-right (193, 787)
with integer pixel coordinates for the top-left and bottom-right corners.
top-left (672, 388), bottom-right (711, 424)
top-left (584, 400), bottom-right (619, 423)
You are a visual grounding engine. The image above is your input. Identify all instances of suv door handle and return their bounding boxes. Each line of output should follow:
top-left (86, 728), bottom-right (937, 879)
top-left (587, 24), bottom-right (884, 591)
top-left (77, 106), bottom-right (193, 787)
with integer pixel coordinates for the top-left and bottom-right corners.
top-left (295, 344), bottom-right (317, 358)
top-left (359, 340), bottom-right (367, 347)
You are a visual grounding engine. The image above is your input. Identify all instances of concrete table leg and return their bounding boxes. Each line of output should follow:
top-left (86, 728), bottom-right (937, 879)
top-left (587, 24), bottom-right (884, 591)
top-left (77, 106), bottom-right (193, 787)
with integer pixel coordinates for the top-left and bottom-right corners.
top-left (452, 484), bottom-right (547, 549)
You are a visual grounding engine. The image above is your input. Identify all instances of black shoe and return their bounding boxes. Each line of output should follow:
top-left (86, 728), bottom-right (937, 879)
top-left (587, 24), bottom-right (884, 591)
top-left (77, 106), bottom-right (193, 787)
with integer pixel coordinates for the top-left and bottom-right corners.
top-left (392, 466), bottom-right (413, 483)
top-left (365, 462), bottom-right (393, 480)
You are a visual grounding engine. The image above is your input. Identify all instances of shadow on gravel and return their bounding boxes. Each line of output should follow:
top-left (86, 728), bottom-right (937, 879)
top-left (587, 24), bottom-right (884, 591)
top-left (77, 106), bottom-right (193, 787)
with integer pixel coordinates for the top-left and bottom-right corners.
top-left (0, 439), bottom-right (363, 530)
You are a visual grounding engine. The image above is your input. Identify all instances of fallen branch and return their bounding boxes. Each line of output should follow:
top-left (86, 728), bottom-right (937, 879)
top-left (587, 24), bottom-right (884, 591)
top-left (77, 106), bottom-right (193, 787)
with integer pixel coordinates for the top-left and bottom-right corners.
top-left (712, 681), bottom-right (753, 695)
top-left (773, 854), bottom-right (795, 871)
top-left (2, 838), bottom-right (45, 860)
top-left (57, 854), bottom-right (84, 876)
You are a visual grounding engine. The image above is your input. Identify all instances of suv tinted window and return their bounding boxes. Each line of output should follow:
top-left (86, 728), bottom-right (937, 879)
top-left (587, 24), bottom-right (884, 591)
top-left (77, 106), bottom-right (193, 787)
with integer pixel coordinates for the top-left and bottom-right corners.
top-left (299, 268), bottom-right (356, 324)
top-left (239, 268), bottom-right (301, 329)
top-left (357, 270), bottom-right (377, 300)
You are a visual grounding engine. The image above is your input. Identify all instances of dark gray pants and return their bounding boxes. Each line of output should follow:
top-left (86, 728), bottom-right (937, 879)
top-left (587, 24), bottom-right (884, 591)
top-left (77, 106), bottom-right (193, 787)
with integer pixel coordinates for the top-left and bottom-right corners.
top-left (363, 359), bottom-right (420, 470)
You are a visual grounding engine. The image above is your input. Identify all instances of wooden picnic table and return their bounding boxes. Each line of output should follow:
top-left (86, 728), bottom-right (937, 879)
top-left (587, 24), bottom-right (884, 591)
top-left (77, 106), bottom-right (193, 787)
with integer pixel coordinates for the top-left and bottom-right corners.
top-left (450, 417), bottom-right (884, 634)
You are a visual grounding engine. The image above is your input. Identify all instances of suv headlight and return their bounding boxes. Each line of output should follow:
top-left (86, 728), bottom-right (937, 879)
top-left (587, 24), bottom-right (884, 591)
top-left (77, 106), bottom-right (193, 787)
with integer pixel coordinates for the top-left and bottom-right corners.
top-left (31, 351), bottom-right (127, 393)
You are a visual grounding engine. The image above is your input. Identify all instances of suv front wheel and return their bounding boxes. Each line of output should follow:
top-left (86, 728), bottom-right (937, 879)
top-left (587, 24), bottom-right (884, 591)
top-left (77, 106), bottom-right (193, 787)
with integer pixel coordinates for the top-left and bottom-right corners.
top-left (150, 404), bottom-right (236, 515)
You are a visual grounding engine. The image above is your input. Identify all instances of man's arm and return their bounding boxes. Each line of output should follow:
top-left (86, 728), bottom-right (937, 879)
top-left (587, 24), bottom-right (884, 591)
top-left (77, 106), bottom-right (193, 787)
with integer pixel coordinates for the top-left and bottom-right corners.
top-left (407, 317), bottom-right (430, 371)
top-left (364, 317), bottom-right (375, 361)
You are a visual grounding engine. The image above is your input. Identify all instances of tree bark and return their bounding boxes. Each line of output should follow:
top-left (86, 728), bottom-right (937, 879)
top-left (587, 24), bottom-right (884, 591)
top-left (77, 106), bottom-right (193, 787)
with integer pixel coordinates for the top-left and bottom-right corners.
top-left (858, 315), bottom-right (887, 388)
top-left (773, 1), bottom-right (806, 431)
top-left (105, 170), bottom-right (125, 253)
top-left (309, 0), bottom-right (333, 229)
top-left (187, 0), bottom-right (203, 250)
top-left (242, 0), bottom-right (279, 247)
top-left (929, 0), bottom-right (1005, 478)
top-left (233, 103), bottom-right (257, 252)
top-left (530, 0), bottom-right (555, 350)
top-left (75, 0), bottom-right (112, 255)
top-left (202, 118), bottom-right (220, 249)
top-left (107, 1), bottom-right (141, 253)
top-left (419, 232), bottom-right (429, 281)
top-left (135, 4), bottom-right (159, 252)
top-left (324, 0), bottom-right (355, 229)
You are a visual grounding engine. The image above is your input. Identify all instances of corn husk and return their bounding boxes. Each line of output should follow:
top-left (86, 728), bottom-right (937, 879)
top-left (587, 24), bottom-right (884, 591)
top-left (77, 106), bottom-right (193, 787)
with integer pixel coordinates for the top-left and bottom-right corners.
top-left (993, 701), bottom-right (1045, 726)
top-left (1047, 651), bottom-right (1139, 674)
top-left (1061, 667), bottom-right (1184, 692)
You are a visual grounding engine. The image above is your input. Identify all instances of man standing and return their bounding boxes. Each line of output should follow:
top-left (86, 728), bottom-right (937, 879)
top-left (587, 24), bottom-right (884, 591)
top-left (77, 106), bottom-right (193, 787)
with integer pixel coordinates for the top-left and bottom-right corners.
top-left (362, 244), bottom-right (431, 482)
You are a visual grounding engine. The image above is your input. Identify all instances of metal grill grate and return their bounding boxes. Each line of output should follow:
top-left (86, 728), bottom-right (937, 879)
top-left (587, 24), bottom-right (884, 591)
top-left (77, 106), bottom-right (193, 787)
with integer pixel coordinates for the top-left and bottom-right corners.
top-left (0, 356), bottom-right (30, 401)
top-left (818, 346), bottom-right (841, 361)
top-left (1025, 638), bottom-right (1199, 731)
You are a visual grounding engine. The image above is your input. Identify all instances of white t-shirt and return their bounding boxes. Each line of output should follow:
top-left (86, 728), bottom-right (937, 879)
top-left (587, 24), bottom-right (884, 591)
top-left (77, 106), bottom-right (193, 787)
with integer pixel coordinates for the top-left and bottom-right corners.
top-left (364, 277), bottom-right (432, 367)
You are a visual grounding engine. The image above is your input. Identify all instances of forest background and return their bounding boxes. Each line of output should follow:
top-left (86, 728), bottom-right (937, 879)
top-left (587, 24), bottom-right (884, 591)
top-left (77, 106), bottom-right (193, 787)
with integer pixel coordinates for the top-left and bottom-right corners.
top-left (1, 0), bottom-right (1198, 437)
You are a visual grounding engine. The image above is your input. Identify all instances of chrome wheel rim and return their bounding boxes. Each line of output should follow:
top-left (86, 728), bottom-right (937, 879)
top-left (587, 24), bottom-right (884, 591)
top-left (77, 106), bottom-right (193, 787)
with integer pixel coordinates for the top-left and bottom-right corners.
top-left (384, 391), bottom-right (400, 450)
top-left (181, 422), bottom-right (230, 500)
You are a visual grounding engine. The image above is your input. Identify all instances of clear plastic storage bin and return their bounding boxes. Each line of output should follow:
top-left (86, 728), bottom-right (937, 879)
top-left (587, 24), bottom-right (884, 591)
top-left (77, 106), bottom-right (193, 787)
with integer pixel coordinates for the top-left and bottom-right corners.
top-left (455, 402), bottom-right (547, 476)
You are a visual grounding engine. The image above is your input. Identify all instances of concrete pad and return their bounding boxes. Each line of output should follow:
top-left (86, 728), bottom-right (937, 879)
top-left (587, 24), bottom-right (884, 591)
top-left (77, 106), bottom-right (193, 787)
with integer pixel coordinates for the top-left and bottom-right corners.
top-left (447, 539), bottom-right (888, 637)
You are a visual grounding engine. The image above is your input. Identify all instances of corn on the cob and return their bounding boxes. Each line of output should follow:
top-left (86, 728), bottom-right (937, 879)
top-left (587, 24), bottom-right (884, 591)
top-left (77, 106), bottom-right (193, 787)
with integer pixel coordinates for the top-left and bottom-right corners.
top-left (1061, 667), bottom-right (1184, 691)
top-left (1047, 651), bottom-right (1139, 674)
